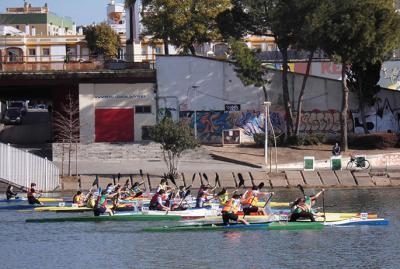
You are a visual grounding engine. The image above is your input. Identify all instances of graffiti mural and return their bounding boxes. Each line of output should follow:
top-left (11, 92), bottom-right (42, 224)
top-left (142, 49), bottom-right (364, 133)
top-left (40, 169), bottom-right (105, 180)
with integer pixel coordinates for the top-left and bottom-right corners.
top-left (381, 63), bottom-right (400, 90)
top-left (352, 99), bottom-right (400, 134)
top-left (292, 110), bottom-right (354, 133)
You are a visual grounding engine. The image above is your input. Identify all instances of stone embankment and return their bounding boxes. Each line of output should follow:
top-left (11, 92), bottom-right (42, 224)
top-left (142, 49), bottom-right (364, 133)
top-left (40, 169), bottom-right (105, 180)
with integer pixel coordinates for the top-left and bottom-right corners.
top-left (62, 169), bottom-right (400, 191)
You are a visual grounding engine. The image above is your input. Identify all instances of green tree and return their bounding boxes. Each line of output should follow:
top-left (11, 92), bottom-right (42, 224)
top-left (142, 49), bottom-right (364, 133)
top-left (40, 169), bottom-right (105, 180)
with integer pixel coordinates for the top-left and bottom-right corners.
top-left (141, 0), bottom-right (230, 55)
top-left (292, 0), bottom-right (334, 136)
top-left (321, 0), bottom-right (400, 150)
top-left (218, 0), bottom-right (306, 137)
top-left (150, 117), bottom-right (199, 178)
top-left (347, 61), bottom-right (382, 134)
top-left (228, 39), bottom-right (268, 99)
top-left (84, 23), bottom-right (121, 59)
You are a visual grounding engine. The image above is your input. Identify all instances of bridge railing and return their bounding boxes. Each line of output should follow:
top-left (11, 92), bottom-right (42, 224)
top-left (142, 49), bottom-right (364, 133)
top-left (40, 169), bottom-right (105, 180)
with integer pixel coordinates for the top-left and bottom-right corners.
top-left (0, 143), bottom-right (60, 192)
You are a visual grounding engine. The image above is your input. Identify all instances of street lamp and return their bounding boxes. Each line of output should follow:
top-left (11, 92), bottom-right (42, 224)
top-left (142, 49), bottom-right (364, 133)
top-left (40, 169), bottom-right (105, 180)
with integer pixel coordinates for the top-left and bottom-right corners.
top-left (192, 85), bottom-right (199, 138)
top-left (264, 101), bottom-right (271, 167)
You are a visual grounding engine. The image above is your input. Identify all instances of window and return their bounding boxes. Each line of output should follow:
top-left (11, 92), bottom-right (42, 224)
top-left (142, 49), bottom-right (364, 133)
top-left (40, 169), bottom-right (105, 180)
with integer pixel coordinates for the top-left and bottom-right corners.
top-left (155, 47), bottom-right (161, 54)
top-left (135, 105), bottom-right (151, 114)
top-left (42, 48), bottom-right (50, 56)
top-left (15, 25), bottom-right (20, 30)
top-left (28, 48), bottom-right (36, 56)
top-left (141, 126), bottom-right (152, 140)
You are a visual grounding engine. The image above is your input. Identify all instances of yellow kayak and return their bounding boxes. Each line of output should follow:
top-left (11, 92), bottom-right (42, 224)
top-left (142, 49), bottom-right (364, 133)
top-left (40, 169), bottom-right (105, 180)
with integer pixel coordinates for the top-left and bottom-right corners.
top-left (256, 201), bottom-right (289, 207)
top-left (38, 198), bottom-right (64, 202)
top-left (33, 203), bottom-right (136, 212)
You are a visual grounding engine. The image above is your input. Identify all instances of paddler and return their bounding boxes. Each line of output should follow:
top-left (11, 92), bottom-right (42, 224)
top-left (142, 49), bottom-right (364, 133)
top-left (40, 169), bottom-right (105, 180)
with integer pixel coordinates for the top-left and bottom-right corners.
top-left (94, 190), bottom-right (118, 216)
top-left (149, 189), bottom-right (170, 211)
top-left (241, 186), bottom-right (273, 215)
top-left (196, 185), bottom-right (215, 208)
top-left (27, 183), bottom-right (43, 205)
top-left (216, 188), bottom-right (229, 205)
top-left (222, 193), bottom-right (249, 226)
top-left (156, 178), bottom-right (171, 193)
top-left (289, 189), bottom-right (325, 222)
top-left (130, 181), bottom-right (144, 198)
top-left (6, 185), bottom-right (18, 200)
top-left (72, 191), bottom-right (85, 207)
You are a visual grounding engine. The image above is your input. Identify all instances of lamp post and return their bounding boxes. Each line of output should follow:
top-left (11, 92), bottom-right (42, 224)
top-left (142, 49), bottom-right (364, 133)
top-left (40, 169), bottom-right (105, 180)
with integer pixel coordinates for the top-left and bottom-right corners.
top-left (192, 85), bottom-right (199, 138)
top-left (264, 101), bottom-right (271, 167)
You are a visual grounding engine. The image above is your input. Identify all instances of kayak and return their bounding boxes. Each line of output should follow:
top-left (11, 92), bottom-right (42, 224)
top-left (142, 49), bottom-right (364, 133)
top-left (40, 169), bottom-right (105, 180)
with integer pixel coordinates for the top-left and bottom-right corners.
top-left (143, 222), bottom-right (324, 232)
top-left (143, 208), bottom-right (219, 218)
top-left (0, 197), bottom-right (64, 203)
top-left (183, 212), bottom-right (379, 224)
top-left (323, 218), bottom-right (389, 226)
top-left (26, 214), bottom-right (182, 223)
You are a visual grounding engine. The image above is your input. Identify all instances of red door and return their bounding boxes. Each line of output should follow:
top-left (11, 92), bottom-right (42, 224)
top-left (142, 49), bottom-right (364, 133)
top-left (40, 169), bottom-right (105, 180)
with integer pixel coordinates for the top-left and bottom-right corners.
top-left (95, 108), bottom-right (134, 142)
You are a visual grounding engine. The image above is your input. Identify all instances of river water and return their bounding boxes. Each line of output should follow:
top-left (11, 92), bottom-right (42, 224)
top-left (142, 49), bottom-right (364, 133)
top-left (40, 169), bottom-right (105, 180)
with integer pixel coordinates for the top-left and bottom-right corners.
top-left (0, 188), bottom-right (399, 269)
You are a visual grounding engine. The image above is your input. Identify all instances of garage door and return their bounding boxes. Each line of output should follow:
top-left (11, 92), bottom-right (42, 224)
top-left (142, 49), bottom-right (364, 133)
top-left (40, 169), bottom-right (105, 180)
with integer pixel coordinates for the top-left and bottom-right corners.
top-left (95, 108), bottom-right (134, 142)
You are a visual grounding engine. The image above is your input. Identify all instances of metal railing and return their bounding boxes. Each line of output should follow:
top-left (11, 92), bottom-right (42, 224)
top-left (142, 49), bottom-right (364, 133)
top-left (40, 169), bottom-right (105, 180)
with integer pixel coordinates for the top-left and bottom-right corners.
top-left (0, 143), bottom-right (60, 192)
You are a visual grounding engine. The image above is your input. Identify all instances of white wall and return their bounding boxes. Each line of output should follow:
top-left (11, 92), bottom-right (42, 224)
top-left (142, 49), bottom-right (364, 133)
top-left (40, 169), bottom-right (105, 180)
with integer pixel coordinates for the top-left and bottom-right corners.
top-left (50, 45), bottom-right (66, 62)
top-left (79, 83), bottom-right (156, 143)
top-left (156, 56), bottom-right (264, 112)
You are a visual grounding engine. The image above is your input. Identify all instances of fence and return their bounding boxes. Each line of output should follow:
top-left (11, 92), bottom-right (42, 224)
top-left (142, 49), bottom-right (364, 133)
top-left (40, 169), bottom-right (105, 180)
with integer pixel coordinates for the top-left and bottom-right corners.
top-left (0, 143), bottom-right (60, 192)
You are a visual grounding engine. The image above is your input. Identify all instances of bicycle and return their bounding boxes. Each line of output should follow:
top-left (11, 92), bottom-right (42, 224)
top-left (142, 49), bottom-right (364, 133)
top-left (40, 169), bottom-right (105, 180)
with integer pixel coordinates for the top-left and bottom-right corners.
top-left (346, 156), bottom-right (370, 170)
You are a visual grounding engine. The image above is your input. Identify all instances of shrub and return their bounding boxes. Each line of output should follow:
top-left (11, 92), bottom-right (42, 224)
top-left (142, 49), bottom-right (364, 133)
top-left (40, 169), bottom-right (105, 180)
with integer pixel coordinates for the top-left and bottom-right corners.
top-left (349, 133), bottom-right (398, 149)
top-left (286, 133), bottom-right (324, 146)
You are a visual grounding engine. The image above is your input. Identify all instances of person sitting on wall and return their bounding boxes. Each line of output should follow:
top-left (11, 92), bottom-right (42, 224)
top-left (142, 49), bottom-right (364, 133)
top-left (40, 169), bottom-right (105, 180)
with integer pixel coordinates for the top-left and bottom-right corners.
top-left (332, 142), bottom-right (341, 156)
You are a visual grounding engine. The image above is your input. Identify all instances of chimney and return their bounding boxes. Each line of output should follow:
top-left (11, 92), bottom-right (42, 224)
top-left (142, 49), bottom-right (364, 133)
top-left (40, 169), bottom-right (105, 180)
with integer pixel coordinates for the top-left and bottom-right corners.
top-left (25, 24), bottom-right (30, 35)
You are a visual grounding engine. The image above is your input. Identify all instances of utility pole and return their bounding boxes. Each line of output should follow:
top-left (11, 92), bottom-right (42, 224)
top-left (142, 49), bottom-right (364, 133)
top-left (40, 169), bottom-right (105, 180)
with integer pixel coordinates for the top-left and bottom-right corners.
top-left (192, 85), bottom-right (199, 138)
top-left (264, 101), bottom-right (271, 167)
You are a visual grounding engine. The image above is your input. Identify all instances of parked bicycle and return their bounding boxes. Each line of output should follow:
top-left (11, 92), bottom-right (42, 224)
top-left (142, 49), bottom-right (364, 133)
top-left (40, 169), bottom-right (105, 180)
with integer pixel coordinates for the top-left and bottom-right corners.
top-left (346, 155), bottom-right (370, 170)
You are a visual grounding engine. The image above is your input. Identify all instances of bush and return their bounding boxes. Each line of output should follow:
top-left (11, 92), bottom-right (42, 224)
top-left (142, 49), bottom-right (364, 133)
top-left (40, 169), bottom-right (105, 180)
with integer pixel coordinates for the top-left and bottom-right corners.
top-left (349, 133), bottom-right (399, 149)
top-left (286, 133), bottom-right (325, 146)
top-left (253, 133), bottom-right (280, 147)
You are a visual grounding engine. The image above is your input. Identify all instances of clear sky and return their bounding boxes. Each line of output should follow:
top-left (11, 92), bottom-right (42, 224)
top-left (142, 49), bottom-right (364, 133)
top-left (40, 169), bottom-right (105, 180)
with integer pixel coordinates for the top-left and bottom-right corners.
top-left (0, 0), bottom-right (126, 25)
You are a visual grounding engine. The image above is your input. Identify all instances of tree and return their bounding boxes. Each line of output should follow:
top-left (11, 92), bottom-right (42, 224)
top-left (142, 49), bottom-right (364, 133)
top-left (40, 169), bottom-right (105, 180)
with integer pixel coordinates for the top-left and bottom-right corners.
top-left (150, 117), bottom-right (199, 178)
top-left (347, 61), bottom-right (382, 134)
top-left (228, 39), bottom-right (268, 100)
top-left (292, 0), bottom-right (333, 136)
top-left (321, 0), bottom-right (400, 150)
top-left (53, 93), bottom-right (80, 176)
top-left (84, 23), bottom-right (121, 59)
top-left (141, 0), bottom-right (230, 55)
top-left (217, 0), bottom-right (304, 137)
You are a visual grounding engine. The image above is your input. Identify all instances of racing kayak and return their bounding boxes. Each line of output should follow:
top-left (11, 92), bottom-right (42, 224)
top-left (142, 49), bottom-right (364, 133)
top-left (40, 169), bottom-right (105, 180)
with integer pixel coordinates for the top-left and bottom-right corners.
top-left (0, 197), bottom-right (64, 203)
top-left (323, 218), bottom-right (389, 226)
top-left (0, 203), bottom-right (71, 210)
top-left (143, 208), bottom-right (219, 218)
top-left (26, 214), bottom-right (182, 223)
top-left (143, 222), bottom-right (324, 232)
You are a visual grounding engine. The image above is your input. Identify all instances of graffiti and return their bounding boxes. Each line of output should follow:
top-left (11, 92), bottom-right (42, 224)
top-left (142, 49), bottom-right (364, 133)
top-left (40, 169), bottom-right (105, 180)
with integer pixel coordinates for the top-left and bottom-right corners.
top-left (180, 110), bottom-right (286, 143)
top-left (293, 110), bottom-right (354, 133)
top-left (180, 111), bottom-right (231, 143)
top-left (352, 99), bottom-right (400, 134)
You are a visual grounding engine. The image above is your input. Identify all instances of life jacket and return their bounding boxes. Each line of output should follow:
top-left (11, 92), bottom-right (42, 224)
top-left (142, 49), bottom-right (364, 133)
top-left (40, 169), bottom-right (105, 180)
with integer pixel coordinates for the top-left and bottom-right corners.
top-left (73, 194), bottom-right (81, 204)
top-left (218, 193), bottom-right (229, 205)
top-left (222, 198), bottom-right (240, 214)
top-left (96, 195), bottom-right (108, 209)
top-left (241, 191), bottom-right (259, 207)
top-left (27, 188), bottom-right (35, 198)
top-left (149, 193), bottom-right (163, 208)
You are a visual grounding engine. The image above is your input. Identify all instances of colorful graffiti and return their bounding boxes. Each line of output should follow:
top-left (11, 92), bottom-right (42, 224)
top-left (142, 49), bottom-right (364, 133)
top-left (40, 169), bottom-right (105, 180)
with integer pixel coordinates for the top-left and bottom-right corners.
top-left (293, 110), bottom-right (353, 133)
top-left (352, 99), bottom-right (400, 134)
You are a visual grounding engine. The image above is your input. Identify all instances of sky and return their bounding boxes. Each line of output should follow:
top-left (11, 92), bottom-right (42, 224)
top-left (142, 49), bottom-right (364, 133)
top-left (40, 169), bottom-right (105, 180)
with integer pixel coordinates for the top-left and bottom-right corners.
top-left (0, 0), bottom-right (125, 25)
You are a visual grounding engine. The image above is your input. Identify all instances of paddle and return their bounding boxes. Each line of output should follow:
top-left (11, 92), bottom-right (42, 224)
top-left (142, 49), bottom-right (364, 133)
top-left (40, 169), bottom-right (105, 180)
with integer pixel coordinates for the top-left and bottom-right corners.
top-left (124, 179), bottom-right (129, 189)
top-left (258, 182), bottom-right (265, 191)
top-left (168, 173), bottom-right (178, 188)
top-left (129, 175), bottom-right (134, 187)
top-left (93, 175), bottom-right (99, 188)
top-left (237, 173), bottom-right (245, 188)
top-left (322, 190), bottom-right (326, 223)
top-left (117, 173), bottom-right (121, 184)
top-left (185, 173), bottom-right (197, 190)
top-left (112, 175), bottom-right (116, 186)
top-left (202, 173), bottom-right (211, 187)
top-left (139, 169), bottom-right (146, 191)
top-left (297, 184), bottom-right (305, 196)
top-left (215, 173), bottom-right (221, 188)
